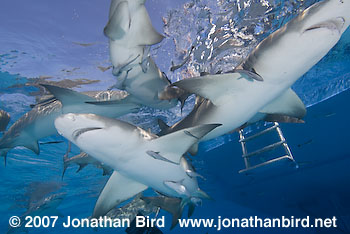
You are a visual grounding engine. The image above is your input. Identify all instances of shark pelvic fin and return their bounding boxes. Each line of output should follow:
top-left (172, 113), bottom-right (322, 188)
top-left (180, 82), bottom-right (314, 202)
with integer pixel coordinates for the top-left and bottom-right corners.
top-left (92, 171), bottom-right (148, 218)
top-left (141, 196), bottom-right (183, 230)
top-left (135, 6), bottom-right (165, 46)
top-left (149, 124), bottom-right (221, 164)
top-left (41, 84), bottom-right (95, 106)
top-left (259, 88), bottom-right (306, 119)
top-left (104, 1), bottom-right (130, 40)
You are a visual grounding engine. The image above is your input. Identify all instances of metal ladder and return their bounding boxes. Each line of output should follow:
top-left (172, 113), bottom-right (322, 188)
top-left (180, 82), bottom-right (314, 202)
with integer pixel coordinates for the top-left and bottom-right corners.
top-left (238, 122), bottom-right (298, 174)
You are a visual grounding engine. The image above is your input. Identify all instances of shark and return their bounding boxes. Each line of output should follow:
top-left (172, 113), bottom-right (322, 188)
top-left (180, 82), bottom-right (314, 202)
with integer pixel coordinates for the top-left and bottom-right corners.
top-left (0, 85), bottom-right (140, 160)
top-left (0, 110), bottom-right (10, 132)
top-left (7, 182), bottom-right (65, 233)
top-left (158, 0), bottom-right (350, 153)
top-left (54, 113), bottom-right (220, 224)
top-left (105, 0), bottom-right (164, 76)
top-left (89, 57), bottom-right (185, 110)
top-left (102, 0), bottom-right (182, 109)
top-left (62, 142), bottom-right (112, 178)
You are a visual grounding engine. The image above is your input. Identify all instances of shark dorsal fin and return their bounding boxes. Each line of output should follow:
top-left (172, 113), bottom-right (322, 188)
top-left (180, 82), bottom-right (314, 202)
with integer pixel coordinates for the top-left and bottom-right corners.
top-left (24, 140), bottom-right (40, 155)
top-left (41, 84), bottom-right (95, 106)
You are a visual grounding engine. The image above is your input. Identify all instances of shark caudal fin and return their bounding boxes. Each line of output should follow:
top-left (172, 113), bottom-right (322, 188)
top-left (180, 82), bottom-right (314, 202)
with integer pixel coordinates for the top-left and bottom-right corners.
top-left (148, 124), bottom-right (221, 164)
top-left (92, 171), bottom-right (148, 218)
top-left (41, 84), bottom-right (95, 106)
top-left (0, 110), bottom-right (10, 132)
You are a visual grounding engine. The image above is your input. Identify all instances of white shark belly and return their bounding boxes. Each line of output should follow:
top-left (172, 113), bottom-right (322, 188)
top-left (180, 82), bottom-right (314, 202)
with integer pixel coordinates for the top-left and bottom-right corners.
top-left (76, 133), bottom-right (198, 198)
top-left (109, 42), bottom-right (144, 69)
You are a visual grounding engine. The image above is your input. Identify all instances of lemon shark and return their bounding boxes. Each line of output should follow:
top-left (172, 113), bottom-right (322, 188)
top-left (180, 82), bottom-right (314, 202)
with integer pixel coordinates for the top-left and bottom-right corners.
top-left (89, 57), bottom-right (184, 109)
top-left (105, 0), bottom-right (164, 76)
top-left (0, 85), bottom-right (140, 160)
top-left (158, 0), bottom-right (350, 153)
top-left (54, 113), bottom-right (220, 223)
top-left (103, 0), bottom-right (181, 109)
top-left (62, 142), bottom-right (112, 178)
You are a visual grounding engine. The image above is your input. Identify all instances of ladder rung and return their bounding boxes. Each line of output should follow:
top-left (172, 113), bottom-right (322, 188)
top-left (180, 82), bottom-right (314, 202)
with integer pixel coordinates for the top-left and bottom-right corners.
top-left (239, 124), bottom-right (278, 142)
top-left (243, 140), bottom-right (285, 158)
top-left (239, 155), bottom-right (295, 174)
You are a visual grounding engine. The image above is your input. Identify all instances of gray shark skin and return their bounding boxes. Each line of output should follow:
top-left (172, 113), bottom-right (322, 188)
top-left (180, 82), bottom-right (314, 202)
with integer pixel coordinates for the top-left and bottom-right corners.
top-left (102, 0), bottom-right (183, 110)
top-left (105, 0), bottom-right (164, 75)
top-left (0, 86), bottom-right (140, 160)
top-left (90, 57), bottom-right (180, 110)
top-left (0, 110), bottom-right (10, 132)
top-left (54, 113), bottom-right (220, 219)
top-left (63, 151), bottom-right (112, 178)
top-left (7, 193), bottom-right (65, 234)
top-left (7, 182), bottom-right (65, 234)
top-left (106, 193), bottom-right (159, 222)
top-left (159, 0), bottom-right (350, 146)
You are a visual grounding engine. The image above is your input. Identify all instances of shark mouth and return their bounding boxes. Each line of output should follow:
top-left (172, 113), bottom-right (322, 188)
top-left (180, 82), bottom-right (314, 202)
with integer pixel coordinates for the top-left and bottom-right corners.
top-left (72, 127), bottom-right (103, 141)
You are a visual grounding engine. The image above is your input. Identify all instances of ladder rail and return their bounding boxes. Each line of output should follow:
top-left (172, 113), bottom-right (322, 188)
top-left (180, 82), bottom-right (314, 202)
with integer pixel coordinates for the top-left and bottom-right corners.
top-left (238, 122), bottom-right (298, 174)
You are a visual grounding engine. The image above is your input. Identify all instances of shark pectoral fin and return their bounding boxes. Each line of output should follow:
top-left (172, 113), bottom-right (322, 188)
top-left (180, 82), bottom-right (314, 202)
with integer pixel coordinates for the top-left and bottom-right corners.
top-left (173, 73), bottom-right (249, 105)
top-left (260, 88), bottom-right (306, 119)
top-left (304, 17), bottom-right (345, 34)
top-left (135, 6), bottom-right (165, 45)
top-left (41, 84), bottom-right (95, 106)
top-left (0, 110), bottom-right (10, 132)
top-left (104, 1), bottom-right (130, 40)
top-left (92, 171), bottom-right (148, 218)
top-left (150, 124), bottom-right (221, 164)
top-left (24, 140), bottom-right (40, 155)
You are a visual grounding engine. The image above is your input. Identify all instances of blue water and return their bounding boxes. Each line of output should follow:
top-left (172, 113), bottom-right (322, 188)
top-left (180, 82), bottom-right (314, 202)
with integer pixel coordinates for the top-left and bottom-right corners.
top-left (1, 0), bottom-right (350, 233)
